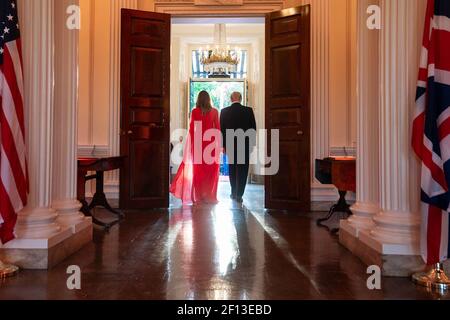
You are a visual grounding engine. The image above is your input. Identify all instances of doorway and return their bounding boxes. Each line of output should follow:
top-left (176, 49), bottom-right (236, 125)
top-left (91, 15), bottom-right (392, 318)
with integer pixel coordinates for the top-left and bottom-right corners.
top-left (170, 18), bottom-right (264, 189)
top-left (119, 7), bottom-right (311, 211)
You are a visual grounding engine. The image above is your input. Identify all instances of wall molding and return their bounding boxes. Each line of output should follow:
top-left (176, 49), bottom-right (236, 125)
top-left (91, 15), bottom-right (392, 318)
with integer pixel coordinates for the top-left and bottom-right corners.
top-left (155, 0), bottom-right (283, 15)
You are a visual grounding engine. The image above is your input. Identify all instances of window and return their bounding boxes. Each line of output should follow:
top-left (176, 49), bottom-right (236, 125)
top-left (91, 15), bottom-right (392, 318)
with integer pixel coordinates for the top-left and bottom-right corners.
top-left (191, 49), bottom-right (248, 79)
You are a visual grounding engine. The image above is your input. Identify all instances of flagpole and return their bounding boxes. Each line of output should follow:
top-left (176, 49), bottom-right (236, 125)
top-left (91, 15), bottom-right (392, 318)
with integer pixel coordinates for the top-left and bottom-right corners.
top-left (413, 263), bottom-right (450, 292)
top-left (0, 259), bottom-right (19, 279)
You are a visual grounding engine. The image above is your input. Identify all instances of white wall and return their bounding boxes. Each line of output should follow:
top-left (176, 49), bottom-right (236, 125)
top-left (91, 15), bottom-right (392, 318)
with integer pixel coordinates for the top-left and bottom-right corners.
top-left (329, 0), bottom-right (357, 153)
top-left (78, 0), bottom-right (111, 156)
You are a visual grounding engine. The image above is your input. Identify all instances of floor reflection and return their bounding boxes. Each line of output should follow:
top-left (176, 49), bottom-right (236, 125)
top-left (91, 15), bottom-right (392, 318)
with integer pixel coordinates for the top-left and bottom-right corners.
top-left (212, 208), bottom-right (239, 276)
top-left (0, 183), bottom-right (446, 300)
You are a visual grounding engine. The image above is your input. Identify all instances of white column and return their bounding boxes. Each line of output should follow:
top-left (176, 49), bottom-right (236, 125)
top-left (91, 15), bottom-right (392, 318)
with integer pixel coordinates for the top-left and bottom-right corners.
top-left (106, 0), bottom-right (137, 190)
top-left (310, 0), bottom-right (330, 175)
top-left (52, 0), bottom-right (87, 230)
top-left (302, 0), bottom-right (332, 201)
top-left (14, 0), bottom-right (62, 239)
top-left (360, 0), bottom-right (423, 255)
top-left (345, 0), bottom-right (380, 234)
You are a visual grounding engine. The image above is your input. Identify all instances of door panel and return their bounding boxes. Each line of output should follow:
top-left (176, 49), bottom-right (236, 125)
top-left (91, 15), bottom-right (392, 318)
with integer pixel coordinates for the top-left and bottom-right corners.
top-left (272, 45), bottom-right (302, 97)
top-left (131, 47), bottom-right (164, 97)
top-left (265, 5), bottom-right (311, 211)
top-left (120, 9), bottom-right (170, 209)
top-left (129, 142), bottom-right (165, 199)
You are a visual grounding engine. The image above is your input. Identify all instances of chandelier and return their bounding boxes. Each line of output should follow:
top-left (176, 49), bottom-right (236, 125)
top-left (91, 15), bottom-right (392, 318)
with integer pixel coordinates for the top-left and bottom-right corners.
top-left (199, 24), bottom-right (240, 77)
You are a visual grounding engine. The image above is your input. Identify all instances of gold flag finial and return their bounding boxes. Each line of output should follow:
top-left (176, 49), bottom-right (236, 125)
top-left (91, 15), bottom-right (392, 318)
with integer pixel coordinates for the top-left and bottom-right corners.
top-left (0, 259), bottom-right (19, 279)
top-left (413, 263), bottom-right (450, 292)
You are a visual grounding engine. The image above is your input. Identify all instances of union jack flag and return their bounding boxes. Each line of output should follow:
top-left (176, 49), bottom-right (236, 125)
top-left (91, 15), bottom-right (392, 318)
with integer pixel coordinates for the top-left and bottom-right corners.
top-left (0, 0), bottom-right (28, 244)
top-left (412, 0), bottom-right (450, 265)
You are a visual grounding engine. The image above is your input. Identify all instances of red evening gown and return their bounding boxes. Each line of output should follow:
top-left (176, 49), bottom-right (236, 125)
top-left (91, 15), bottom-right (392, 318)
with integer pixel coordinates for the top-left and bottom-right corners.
top-left (170, 107), bottom-right (221, 204)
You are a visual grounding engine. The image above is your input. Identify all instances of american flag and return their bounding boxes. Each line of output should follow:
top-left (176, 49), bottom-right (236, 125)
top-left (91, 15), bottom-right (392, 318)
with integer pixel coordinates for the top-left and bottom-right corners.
top-left (0, 0), bottom-right (28, 244)
top-left (412, 0), bottom-right (450, 265)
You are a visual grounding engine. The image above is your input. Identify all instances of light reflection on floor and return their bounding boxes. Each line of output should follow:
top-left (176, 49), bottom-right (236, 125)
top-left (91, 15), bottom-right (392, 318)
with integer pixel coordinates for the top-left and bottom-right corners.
top-left (0, 182), bottom-right (446, 300)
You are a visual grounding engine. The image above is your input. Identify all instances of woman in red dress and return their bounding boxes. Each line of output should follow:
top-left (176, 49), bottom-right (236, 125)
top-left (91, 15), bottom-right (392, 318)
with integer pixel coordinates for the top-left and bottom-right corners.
top-left (170, 91), bottom-right (221, 204)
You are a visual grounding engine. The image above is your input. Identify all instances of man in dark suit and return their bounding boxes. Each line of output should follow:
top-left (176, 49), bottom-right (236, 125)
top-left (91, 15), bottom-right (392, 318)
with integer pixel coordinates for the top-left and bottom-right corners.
top-left (220, 92), bottom-right (257, 203)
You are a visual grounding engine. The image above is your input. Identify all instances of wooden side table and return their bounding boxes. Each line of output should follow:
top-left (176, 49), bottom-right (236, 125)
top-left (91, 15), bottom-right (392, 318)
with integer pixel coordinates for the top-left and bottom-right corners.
top-left (315, 157), bottom-right (356, 233)
top-left (77, 156), bottom-right (126, 230)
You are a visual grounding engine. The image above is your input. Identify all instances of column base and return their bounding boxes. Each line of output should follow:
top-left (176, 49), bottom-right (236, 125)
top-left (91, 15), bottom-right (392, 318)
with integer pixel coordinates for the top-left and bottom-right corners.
top-left (340, 220), bottom-right (425, 277)
top-left (53, 199), bottom-right (88, 233)
top-left (0, 218), bottom-right (92, 270)
top-left (346, 202), bottom-right (378, 236)
top-left (15, 207), bottom-right (61, 239)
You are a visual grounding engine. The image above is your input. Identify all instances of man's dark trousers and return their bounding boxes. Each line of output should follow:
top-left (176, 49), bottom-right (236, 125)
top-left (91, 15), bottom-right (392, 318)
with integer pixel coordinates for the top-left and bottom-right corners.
top-left (229, 153), bottom-right (250, 200)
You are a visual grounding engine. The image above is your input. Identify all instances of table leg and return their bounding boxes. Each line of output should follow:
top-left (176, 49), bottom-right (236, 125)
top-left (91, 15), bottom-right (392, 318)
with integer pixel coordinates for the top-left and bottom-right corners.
top-left (79, 199), bottom-right (91, 216)
top-left (316, 190), bottom-right (353, 233)
top-left (77, 169), bottom-right (91, 216)
top-left (89, 171), bottom-right (125, 218)
top-left (316, 204), bottom-right (337, 227)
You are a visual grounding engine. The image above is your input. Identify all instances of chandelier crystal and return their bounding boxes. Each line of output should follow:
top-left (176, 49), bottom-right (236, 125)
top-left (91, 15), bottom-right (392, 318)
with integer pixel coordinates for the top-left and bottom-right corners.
top-left (200, 24), bottom-right (240, 77)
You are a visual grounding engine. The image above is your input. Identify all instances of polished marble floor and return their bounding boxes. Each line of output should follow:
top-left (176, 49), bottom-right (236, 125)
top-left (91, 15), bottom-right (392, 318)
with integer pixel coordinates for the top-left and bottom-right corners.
top-left (0, 183), bottom-right (447, 300)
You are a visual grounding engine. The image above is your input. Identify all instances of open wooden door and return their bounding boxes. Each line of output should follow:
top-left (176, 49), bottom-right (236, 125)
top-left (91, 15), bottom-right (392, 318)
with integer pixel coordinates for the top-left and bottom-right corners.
top-left (120, 9), bottom-right (171, 209)
top-left (265, 5), bottom-right (311, 211)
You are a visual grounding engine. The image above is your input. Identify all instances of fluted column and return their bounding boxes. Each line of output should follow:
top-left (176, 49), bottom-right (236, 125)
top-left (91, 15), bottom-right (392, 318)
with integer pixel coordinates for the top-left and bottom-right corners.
top-left (307, 0), bottom-right (330, 181)
top-left (52, 0), bottom-right (87, 230)
top-left (360, 0), bottom-right (423, 254)
top-left (12, 0), bottom-right (62, 239)
top-left (107, 0), bottom-right (137, 188)
top-left (345, 0), bottom-right (380, 234)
